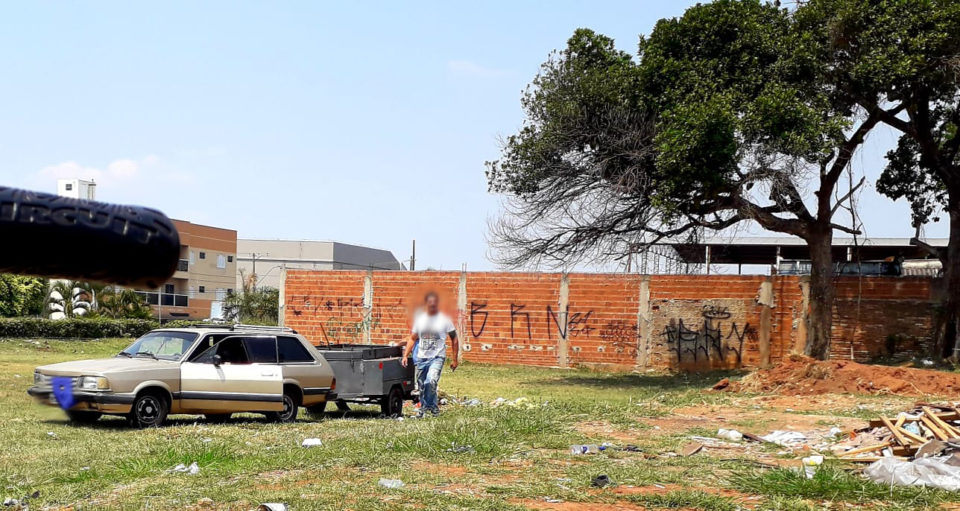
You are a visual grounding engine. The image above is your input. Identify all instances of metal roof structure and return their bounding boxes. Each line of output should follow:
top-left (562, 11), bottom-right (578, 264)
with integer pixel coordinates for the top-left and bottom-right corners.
top-left (665, 237), bottom-right (947, 265)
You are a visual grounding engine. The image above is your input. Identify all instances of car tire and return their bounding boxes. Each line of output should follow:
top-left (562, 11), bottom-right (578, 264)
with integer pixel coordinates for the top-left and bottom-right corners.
top-left (128, 392), bottom-right (168, 428)
top-left (266, 391), bottom-right (299, 423)
top-left (380, 386), bottom-right (404, 417)
top-left (306, 400), bottom-right (327, 416)
top-left (204, 413), bottom-right (232, 424)
top-left (66, 410), bottom-right (102, 424)
top-left (335, 399), bottom-right (350, 412)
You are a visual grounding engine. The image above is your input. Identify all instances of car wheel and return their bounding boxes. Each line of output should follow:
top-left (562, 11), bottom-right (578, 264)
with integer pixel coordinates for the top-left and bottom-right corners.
top-left (66, 410), bottom-right (102, 424)
top-left (128, 392), bottom-right (168, 428)
top-left (267, 391), bottom-right (299, 423)
top-left (380, 386), bottom-right (404, 417)
top-left (335, 400), bottom-right (350, 412)
top-left (204, 413), bottom-right (232, 424)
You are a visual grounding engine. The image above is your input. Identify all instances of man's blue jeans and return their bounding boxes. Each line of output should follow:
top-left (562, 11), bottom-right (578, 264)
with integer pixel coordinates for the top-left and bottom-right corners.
top-left (416, 357), bottom-right (445, 413)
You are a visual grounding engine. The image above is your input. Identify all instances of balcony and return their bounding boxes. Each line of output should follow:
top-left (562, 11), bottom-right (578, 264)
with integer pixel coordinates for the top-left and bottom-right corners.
top-left (177, 259), bottom-right (189, 272)
top-left (135, 291), bottom-right (189, 307)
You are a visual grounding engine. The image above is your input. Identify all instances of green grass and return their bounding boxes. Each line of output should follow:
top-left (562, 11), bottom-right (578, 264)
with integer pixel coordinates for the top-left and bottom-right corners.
top-left (0, 338), bottom-right (955, 510)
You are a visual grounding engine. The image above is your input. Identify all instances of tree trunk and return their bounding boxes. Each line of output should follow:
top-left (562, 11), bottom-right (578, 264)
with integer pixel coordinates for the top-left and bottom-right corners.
top-left (804, 226), bottom-right (835, 360)
top-left (936, 194), bottom-right (960, 359)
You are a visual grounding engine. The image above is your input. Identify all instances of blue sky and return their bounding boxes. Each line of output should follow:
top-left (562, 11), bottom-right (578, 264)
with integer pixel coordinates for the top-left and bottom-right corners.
top-left (0, 1), bottom-right (946, 271)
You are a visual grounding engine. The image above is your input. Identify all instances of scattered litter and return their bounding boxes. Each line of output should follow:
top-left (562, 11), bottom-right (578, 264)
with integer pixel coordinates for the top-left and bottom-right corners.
top-left (801, 455), bottom-right (824, 479)
top-left (922, 359), bottom-right (936, 367)
top-left (490, 396), bottom-right (537, 409)
top-left (680, 442), bottom-right (704, 457)
top-left (717, 428), bottom-right (743, 442)
top-left (590, 474), bottom-right (613, 488)
top-left (301, 438), bottom-right (323, 448)
top-left (835, 403), bottom-right (960, 461)
top-left (490, 397), bottom-right (506, 408)
top-left (461, 398), bottom-right (482, 407)
top-left (570, 444), bottom-right (608, 455)
top-left (46, 432), bottom-right (55, 438)
top-left (761, 430), bottom-right (807, 447)
top-left (543, 498), bottom-right (563, 503)
top-left (446, 443), bottom-right (475, 454)
top-left (80, 467), bottom-right (90, 471)
top-left (169, 462), bottom-right (200, 475)
top-left (439, 398), bottom-right (448, 406)
top-left (865, 457), bottom-right (960, 490)
top-left (378, 478), bottom-right (404, 489)
top-left (2, 499), bottom-right (20, 509)
top-left (257, 504), bottom-right (289, 511)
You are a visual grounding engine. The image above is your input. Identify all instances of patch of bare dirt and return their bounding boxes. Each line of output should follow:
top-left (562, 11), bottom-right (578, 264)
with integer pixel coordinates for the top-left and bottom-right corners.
top-left (575, 420), bottom-right (642, 442)
top-left (727, 355), bottom-right (960, 397)
top-left (513, 499), bottom-right (649, 511)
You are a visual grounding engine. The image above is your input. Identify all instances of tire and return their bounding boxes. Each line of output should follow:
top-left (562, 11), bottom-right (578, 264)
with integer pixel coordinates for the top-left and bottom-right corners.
top-left (204, 413), bottom-right (232, 423)
top-left (380, 386), bottom-right (404, 417)
top-left (66, 410), bottom-right (102, 424)
top-left (128, 392), bottom-right (168, 428)
top-left (335, 400), bottom-right (350, 412)
top-left (266, 390), bottom-right (299, 423)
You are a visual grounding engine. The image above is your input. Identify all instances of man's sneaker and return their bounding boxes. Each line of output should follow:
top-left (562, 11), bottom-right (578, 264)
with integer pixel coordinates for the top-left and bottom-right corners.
top-left (428, 408), bottom-right (440, 417)
top-left (415, 409), bottom-right (427, 419)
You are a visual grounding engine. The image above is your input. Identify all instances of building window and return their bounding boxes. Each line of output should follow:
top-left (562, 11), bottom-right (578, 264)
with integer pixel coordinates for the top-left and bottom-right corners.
top-left (227, 255), bottom-right (233, 263)
top-left (227, 288), bottom-right (234, 294)
top-left (217, 254), bottom-right (226, 269)
top-left (164, 284), bottom-right (175, 294)
top-left (199, 286), bottom-right (205, 293)
top-left (65, 183), bottom-right (73, 191)
top-left (199, 252), bottom-right (206, 260)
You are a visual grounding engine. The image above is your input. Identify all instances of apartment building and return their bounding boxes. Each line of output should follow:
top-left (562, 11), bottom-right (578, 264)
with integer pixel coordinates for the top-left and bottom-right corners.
top-left (137, 220), bottom-right (237, 321)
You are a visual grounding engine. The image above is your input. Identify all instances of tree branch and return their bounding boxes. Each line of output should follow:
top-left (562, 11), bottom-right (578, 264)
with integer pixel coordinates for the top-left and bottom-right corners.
top-left (831, 176), bottom-right (866, 216)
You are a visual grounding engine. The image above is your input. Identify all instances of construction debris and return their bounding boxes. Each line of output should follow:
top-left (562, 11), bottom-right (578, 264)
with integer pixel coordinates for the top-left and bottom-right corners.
top-left (834, 403), bottom-right (960, 462)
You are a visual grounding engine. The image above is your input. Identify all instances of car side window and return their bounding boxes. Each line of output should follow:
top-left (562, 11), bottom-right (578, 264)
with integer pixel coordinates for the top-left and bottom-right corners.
top-left (243, 337), bottom-right (278, 363)
top-left (194, 336), bottom-right (249, 365)
top-left (188, 334), bottom-right (228, 362)
top-left (277, 336), bottom-right (314, 363)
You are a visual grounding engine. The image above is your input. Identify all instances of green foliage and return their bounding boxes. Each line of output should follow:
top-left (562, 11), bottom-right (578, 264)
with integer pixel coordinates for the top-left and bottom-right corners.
top-left (0, 317), bottom-right (157, 339)
top-left (0, 274), bottom-right (48, 318)
top-left (223, 286), bottom-right (279, 325)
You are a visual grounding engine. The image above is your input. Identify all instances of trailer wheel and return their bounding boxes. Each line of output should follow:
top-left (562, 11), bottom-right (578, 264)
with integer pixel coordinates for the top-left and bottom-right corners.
top-left (381, 386), bottom-right (404, 417)
top-left (335, 399), bottom-right (350, 412)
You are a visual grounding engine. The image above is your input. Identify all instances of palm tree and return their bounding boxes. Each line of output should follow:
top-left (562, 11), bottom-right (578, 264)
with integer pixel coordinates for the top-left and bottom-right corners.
top-left (46, 280), bottom-right (91, 319)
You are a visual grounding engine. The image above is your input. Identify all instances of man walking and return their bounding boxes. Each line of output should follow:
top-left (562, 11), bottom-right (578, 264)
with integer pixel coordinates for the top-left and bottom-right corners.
top-left (402, 291), bottom-right (458, 417)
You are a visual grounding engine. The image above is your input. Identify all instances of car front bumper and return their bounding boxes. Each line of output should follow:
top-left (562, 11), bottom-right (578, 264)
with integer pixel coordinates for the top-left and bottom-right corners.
top-left (27, 386), bottom-right (135, 414)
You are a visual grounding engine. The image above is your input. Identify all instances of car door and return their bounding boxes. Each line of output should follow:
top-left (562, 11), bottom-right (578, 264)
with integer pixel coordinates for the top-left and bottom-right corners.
top-left (179, 335), bottom-right (283, 412)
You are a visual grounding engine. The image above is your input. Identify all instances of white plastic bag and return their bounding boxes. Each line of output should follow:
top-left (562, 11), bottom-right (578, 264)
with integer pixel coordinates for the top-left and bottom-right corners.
top-left (865, 458), bottom-right (960, 491)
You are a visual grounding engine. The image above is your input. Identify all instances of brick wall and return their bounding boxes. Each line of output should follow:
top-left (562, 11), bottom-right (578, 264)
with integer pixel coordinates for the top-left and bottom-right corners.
top-left (282, 270), bottom-right (937, 371)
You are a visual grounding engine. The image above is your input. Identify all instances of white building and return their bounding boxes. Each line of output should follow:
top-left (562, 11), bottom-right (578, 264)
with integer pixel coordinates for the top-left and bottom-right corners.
top-left (57, 179), bottom-right (97, 200)
top-left (237, 239), bottom-right (403, 290)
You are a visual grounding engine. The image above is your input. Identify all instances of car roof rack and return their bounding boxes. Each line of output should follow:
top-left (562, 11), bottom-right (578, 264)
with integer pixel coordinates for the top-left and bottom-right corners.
top-left (230, 324), bottom-right (297, 333)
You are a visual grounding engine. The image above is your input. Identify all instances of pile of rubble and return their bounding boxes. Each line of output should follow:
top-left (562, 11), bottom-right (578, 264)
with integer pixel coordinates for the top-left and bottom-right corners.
top-left (834, 403), bottom-right (960, 463)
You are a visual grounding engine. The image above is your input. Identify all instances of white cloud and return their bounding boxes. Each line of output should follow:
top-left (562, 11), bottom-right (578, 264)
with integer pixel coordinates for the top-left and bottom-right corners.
top-left (32, 155), bottom-right (164, 191)
top-left (447, 59), bottom-right (507, 78)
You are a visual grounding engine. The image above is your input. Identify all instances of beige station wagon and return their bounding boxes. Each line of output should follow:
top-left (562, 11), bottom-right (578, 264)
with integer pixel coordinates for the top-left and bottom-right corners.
top-left (27, 325), bottom-right (336, 427)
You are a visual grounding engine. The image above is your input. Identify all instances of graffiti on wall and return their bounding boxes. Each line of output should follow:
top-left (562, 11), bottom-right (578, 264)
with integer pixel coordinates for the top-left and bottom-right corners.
top-left (661, 304), bottom-right (757, 367)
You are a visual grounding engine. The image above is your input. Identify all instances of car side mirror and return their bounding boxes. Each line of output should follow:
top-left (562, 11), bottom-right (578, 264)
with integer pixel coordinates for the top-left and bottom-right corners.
top-left (212, 354), bottom-right (223, 366)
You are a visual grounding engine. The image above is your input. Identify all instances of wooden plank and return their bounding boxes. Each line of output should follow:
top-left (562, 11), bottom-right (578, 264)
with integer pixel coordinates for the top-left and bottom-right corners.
top-left (895, 414), bottom-right (906, 428)
top-left (920, 415), bottom-right (951, 441)
top-left (838, 441), bottom-right (893, 457)
top-left (881, 417), bottom-right (909, 446)
top-left (924, 407), bottom-right (960, 438)
top-left (844, 456), bottom-right (908, 463)
top-left (897, 426), bottom-right (929, 445)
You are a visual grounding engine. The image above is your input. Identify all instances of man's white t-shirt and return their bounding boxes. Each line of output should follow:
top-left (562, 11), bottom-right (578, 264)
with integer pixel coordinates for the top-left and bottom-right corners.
top-left (412, 311), bottom-right (456, 360)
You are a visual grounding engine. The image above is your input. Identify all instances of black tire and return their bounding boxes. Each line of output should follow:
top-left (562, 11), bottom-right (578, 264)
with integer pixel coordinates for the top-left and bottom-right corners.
top-left (204, 413), bottom-right (232, 423)
top-left (266, 390), bottom-right (299, 423)
top-left (128, 392), bottom-right (168, 428)
top-left (380, 386), bottom-right (404, 417)
top-left (66, 410), bottom-right (102, 424)
top-left (335, 400), bottom-right (350, 412)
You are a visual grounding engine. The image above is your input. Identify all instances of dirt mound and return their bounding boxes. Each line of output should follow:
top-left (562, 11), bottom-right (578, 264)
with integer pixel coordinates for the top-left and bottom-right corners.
top-left (727, 355), bottom-right (960, 397)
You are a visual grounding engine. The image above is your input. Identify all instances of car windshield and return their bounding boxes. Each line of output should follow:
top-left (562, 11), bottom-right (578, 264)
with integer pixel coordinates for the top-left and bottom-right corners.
top-left (120, 331), bottom-right (198, 361)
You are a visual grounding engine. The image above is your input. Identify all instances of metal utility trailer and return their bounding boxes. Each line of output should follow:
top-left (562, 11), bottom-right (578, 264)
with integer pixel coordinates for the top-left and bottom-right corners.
top-left (314, 344), bottom-right (415, 416)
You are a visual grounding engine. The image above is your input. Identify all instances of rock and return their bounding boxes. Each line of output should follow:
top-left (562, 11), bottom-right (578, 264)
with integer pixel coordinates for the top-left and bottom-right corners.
top-left (197, 497), bottom-right (214, 507)
top-left (590, 474), bottom-right (614, 488)
top-left (711, 378), bottom-right (730, 391)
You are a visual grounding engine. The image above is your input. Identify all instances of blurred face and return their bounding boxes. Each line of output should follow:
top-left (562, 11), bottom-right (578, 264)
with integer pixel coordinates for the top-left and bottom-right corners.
top-left (425, 294), bottom-right (439, 314)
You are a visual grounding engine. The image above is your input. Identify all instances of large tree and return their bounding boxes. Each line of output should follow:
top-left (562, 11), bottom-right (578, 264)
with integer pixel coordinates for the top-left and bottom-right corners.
top-left (832, 0), bottom-right (960, 358)
top-left (487, 0), bottom-right (888, 359)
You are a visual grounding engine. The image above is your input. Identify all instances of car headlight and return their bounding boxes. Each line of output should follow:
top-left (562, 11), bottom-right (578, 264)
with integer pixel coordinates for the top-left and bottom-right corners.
top-left (78, 376), bottom-right (110, 391)
top-left (34, 371), bottom-right (42, 385)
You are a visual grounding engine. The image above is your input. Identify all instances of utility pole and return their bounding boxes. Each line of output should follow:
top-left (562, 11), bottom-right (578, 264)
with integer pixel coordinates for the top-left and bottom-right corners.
top-left (244, 253), bottom-right (269, 291)
top-left (410, 240), bottom-right (416, 271)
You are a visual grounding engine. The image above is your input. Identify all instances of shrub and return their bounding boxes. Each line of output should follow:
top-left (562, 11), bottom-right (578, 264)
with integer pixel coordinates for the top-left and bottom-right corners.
top-left (0, 318), bottom-right (159, 339)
